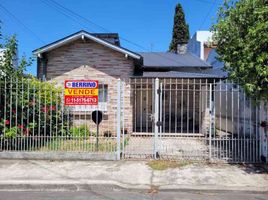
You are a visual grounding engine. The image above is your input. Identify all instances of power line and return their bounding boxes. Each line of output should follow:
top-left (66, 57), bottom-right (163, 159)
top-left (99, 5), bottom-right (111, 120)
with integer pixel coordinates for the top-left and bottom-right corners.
top-left (0, 3), bottom-right (45, 44)
top-left (41, 0), bottom-right (186, 66)
top-left (44, 0), bottom-right (150, 51)
top-left (40, 0), bottom-right (95, 32)
top-left (47, 0), bottom-right (108, 32)
top-left (198, 0), bottom-right (217, 30)
top-left (192, 0), bottom-right (217, 4)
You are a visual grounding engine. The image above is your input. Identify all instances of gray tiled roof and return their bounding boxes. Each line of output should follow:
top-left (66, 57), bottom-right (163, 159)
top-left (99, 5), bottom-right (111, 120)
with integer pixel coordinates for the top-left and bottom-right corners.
top-left (142, 68), bottom-right (227, 78)
top-left (139, 52), bottom-right (211, 68)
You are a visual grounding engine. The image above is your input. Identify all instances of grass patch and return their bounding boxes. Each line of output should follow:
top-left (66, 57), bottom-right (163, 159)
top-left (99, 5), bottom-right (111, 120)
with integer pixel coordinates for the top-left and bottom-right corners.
top-left (37, 138), bottom-right (117, 152)
top-left (34, 137), bottom-right (129, 152)
top-left (147, 160), bottom-right (193, 170)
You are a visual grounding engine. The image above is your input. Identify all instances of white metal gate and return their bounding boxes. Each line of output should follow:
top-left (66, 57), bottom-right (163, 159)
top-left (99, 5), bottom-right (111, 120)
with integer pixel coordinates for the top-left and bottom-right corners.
top-left (122, 78), bottom-right (266, 163)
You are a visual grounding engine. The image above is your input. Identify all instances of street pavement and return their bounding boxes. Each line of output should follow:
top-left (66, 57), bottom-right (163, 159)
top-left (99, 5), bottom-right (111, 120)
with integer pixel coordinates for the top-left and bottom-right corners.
top-left (0, 159), bottom-right (267, 192)
top-left (0, 190), bottom-right (267, 200)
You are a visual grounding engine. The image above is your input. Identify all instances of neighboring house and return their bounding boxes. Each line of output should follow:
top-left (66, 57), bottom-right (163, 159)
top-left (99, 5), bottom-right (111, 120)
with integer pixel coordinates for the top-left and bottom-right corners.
top-left (33, 30), bottom-right (225, 135)
top-left (0, 47), bottom-right (19, 76)
top-left (187, 31), bottom-right (214, 61)
top-left (188, 31), bottom-right (257, 138)
top-left (187, 30), bottom-right (227, 76)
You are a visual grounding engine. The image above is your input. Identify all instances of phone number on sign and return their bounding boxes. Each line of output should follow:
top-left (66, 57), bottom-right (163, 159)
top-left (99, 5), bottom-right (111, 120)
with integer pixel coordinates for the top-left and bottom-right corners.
top-left (64, 96), bottom-right (98, 105)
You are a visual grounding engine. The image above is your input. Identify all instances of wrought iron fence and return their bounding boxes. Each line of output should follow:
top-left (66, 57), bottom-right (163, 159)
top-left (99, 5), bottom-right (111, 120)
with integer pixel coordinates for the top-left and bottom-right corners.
top-left (0, 77), bottom-right (118, 155)
top-left (0, 76), bottom-right (267, 163)
top-left (126, 78), bottom-right (264, 163)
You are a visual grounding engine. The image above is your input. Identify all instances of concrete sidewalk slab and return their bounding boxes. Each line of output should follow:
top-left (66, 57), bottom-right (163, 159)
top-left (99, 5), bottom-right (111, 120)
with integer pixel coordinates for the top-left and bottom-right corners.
top-left (0, 160), bottom-right (267, 192)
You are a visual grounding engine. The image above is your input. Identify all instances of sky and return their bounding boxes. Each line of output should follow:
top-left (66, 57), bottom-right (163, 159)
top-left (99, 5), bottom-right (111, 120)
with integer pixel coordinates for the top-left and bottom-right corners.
top-left (0, 0), bottom-right (223, 75)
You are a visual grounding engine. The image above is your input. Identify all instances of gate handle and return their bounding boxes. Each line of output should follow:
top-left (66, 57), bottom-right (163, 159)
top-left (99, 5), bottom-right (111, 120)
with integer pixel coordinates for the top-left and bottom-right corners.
top-left (261, 121), bottom-right (268, 128)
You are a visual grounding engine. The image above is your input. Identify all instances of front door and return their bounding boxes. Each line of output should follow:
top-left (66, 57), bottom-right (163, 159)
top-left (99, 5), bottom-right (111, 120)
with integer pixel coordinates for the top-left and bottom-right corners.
top-left (135, 87), bottom-right (153, 132)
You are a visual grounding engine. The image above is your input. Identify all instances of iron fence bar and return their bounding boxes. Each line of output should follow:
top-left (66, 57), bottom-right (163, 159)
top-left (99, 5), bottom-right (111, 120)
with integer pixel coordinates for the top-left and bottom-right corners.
top-left (154, 78), bottom-right (159, 159)
top-left (238, 84), bottom-right (241, 162)
top-left (169, 78), bottom-right (172, 133)
top-left (3, 77), bottom-right (7, 150)
top-left (199, 79), bottom-right (202, 136)
top-left (140, 78), bottom-right (142, 132)
top-left (33, 81), bottom-right (36, 149)
top-left (213, 79), bottom-right (216, 158)
top-left (175, 79), bottom-right (178, 133)
top-left (255, 100), bottom-right (258, 162)
top-left (61, 89), bottom-right (64, 150)
top-left (134, 78), bottom-right (137, 133)
top-left (187, 78), bottom-right (190, 134)
top-left (243, 88), bottom-right (246, 161)
top-left (218, 80), bottom-right (222, 160)
top-left (249, 95), bottom-right (252, 162)
top-left (193, 79), bottom-right (196, 134)
top-left (181, 79), bottom-right (183, 133)
top-left (116, 79), bottom-right (121, 160)
top-left (122, 79), bottom-right (125, 157)
top-left (15, 77), bottom-right (18, 138)
top-left (27, 79), bottom-right (30, 150)
top-left (146, 78), bottom-right (149, 133)
top-left (163, 79), bottom-right (166, 133)
top-left (38, 80), bottom-right (41, 149)
top-left (209, 83), bottom-right (212, 160)
top-left (231, 81), bottom-right (234, 161)
top-left (159, 82), bottom-right (163, 138)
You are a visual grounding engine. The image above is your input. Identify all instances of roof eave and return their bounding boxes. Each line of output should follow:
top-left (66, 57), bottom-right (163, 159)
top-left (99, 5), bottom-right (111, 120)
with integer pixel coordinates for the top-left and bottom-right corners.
top-left (33, 31), bottom-right (141, 60)
top-left (142, 65), bottom-right (212, 69)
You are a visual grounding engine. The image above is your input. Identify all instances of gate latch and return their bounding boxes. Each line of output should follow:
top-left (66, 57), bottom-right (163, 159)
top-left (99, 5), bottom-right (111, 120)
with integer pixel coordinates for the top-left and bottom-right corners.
top-left (148, 114), bottom-right (154, 122)
top-left (261, 121), bottom-right (268, 128)
top-left (156, 121), bottom-right (163, 127)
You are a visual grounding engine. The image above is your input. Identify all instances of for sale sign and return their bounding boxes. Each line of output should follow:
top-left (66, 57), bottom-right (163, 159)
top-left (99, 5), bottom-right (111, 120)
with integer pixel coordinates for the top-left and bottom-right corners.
top-left (64, 80), bottom-right (98, 105)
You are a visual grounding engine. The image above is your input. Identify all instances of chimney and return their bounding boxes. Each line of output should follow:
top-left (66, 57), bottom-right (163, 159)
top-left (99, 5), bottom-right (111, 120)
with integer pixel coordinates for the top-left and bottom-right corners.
top-left (177, 43), bottom-right (187, 54)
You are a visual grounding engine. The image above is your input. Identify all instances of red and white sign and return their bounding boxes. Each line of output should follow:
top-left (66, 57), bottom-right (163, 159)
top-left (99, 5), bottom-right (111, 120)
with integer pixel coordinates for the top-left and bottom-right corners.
top-left (64, 80), bottom-right (98, 105)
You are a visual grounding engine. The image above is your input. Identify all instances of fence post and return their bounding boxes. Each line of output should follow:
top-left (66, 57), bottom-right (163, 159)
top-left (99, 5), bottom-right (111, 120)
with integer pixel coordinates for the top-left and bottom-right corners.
top-left (209, 83), bottom-right (212, 161)
top-left (116, 79), bottom-right (121, 160)
top-left (259, 101), bottom-right (268, 163)
top-left (154, 78), bottom-right (159, 159)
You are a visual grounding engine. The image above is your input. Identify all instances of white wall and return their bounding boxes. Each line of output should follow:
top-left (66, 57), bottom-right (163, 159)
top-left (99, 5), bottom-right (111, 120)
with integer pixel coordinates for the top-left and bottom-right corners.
top-left (187, 31), bottom-right (213, 60)
top-left (0, 48), bottom-right (18, 69)
top-left (214, 83), bottom-right (258, 137)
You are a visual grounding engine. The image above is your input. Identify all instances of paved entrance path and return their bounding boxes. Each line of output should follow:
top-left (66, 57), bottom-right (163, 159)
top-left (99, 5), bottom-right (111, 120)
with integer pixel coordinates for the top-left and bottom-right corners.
top-left (0, 160), bottom-right (267, 192)
top-left (124, 137), bottom-right (208, 159)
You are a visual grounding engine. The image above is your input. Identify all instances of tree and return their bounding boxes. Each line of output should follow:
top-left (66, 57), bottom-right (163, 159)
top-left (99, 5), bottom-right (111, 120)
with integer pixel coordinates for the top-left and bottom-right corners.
top-left (169, 3), bottom-right (190, 52)
top-left (212, 0), bottom-right (268, 100)
top-left (0, 25), bottom-right (69, 150)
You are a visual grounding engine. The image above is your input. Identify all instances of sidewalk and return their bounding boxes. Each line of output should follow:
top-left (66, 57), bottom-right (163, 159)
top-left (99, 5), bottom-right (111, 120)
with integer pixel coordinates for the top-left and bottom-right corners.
top-left (0, 159), bottom-right (267, 192)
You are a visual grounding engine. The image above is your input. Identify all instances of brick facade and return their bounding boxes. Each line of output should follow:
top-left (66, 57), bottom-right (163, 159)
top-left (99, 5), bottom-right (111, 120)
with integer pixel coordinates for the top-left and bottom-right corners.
top-left (38, 38), bottom-right (134, 135)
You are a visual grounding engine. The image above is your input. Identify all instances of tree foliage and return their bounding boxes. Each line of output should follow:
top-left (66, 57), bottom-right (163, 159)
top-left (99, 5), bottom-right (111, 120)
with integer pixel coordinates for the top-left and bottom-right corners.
top-left (0, 25), bottom-right (69, 150)
top-left (212, 0), bottom-right (268, 100)
top-left (169, 3), bottom-right (190, 52)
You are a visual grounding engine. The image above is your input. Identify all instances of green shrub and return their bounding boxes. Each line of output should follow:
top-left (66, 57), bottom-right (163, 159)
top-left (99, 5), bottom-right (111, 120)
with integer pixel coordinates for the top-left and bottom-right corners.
top-left (69, 125), bottom-right (95, 137)
top-left (4, 127), bottom-right (18, 138)
top-left (0, 77), bottom-right (68, 138)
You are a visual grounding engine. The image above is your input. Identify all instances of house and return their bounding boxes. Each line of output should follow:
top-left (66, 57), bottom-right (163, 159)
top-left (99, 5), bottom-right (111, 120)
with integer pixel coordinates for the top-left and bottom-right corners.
top-left (188, 31), bottom-right (259, 138)
top-left (33, 30), bottom-right (225, 135)
top-left (0, 48), bottom-right (18, 76)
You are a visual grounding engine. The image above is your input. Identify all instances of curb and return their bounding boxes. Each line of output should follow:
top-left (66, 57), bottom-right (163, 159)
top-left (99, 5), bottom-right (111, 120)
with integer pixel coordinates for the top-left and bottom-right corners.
top-left (0, 181), bottom-right (268, 193)
top-left (0, 152), bottom-right (117, 161)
